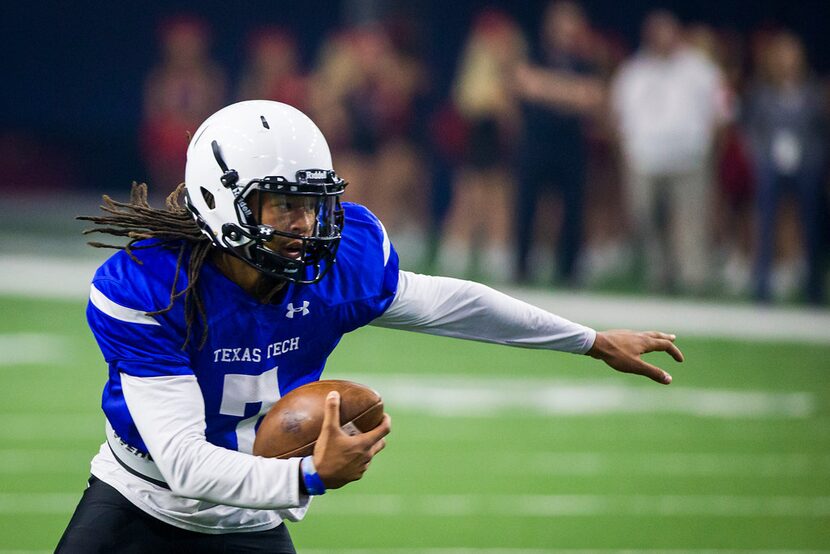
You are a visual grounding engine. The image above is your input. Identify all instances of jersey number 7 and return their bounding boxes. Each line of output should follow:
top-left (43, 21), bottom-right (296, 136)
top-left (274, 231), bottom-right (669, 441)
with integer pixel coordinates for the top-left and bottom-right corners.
top-left (219, 366), bottom-right (280, 453)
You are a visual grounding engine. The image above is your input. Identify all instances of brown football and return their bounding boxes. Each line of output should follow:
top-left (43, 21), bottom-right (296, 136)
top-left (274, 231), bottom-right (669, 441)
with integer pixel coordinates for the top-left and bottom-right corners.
top-left (253, 379), bottom-right (384, 459)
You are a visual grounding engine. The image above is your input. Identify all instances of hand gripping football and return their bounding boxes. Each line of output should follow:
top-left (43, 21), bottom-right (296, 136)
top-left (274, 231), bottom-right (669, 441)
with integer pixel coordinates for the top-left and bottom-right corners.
top-left (253, 379), bottom-right (384, 459)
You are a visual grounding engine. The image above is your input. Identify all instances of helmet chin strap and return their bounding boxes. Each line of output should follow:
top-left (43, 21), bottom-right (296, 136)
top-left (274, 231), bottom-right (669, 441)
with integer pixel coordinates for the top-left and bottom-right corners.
top-left (217, 223), bottom-right (336, 285)
top-left (221, 223), bottom-right (273, 243)
top-left (218, 221), bottom-right (307, 277)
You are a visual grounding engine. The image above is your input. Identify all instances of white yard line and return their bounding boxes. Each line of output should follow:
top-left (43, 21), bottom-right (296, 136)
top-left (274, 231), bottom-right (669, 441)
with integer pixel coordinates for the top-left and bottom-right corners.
top-left (336, 374), bottom-right (816, 419)
top-left (312, 493), bottom-right (830, 518)
top-left (0, 255), bottom-right (102, 301)
top-left (2, 255), bottom-right (829, 344)
top-left (0, 550), bottom-right (827, 554)
top-left (0, 493), bottom-right (81, 514)
top-left (0, 414), bottom-right (102, 440)
top-left (2, 492), bottom-right (828, 518)
top-left (0, 334), bottom-right (68, 365)
top-left (489, 452), bottom-right (830, 477)
top-left (299, 551), bottom-right (830, 554)
top-left (3, 448), bottom-right (824, 478)
top-left (0, 449), bottom-right (94, 474)
top-left (0, 373), bottom-right (815, 433)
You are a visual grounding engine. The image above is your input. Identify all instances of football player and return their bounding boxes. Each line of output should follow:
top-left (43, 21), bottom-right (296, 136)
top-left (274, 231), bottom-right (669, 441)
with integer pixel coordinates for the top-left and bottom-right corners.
top-left (56, 101), bottom-right (683, 553)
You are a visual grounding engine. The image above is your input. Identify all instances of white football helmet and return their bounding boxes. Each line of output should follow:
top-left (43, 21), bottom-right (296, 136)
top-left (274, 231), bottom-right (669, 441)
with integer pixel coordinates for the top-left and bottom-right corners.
top-left (184, 100), bottom-right (346, 284)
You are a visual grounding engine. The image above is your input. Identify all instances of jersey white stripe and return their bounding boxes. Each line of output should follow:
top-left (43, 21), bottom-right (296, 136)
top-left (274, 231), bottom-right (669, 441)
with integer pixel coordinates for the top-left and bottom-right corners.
top-left (379, 221), bottom-right (391, 266)
top-left (89, 283), bottom-right (160, 326)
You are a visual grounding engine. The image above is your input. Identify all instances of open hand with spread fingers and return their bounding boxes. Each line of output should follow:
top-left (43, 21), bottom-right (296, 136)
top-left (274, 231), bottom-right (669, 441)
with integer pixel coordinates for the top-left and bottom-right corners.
top-left (587, 330), bottom-right (684, 385)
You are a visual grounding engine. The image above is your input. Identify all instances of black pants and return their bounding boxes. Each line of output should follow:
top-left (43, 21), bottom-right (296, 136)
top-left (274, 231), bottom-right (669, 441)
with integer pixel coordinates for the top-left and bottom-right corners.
top-left (56, 476), bottom-right (296, 553)
top-left (516, 151), bottom-right (586, 284)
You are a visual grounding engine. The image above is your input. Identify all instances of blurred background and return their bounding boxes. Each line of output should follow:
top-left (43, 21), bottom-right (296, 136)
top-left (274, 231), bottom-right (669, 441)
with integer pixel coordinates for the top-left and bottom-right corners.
top-left (2, 1), bottom-right (830, 552)
top-left (3, 0), bottom-right (830, 303)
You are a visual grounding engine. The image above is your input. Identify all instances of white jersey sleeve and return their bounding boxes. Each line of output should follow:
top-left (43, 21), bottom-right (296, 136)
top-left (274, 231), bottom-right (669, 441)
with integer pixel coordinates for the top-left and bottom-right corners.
top-left (120, 373), bottom-right (308, 510)
top-left (371, 270), bottom-right (596, 354)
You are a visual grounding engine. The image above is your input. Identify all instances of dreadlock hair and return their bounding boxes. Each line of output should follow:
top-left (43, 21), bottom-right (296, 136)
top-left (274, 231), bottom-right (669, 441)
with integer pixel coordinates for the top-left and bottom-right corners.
top-left (78, 182), bottom-right (213, 350)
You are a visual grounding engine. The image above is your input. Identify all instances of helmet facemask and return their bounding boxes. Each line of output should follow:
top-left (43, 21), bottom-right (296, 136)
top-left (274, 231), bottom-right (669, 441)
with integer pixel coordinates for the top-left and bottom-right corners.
top-left (186, 142), bottom-right (347, 284)
top-left (228, 172), bottom-right (346, 284)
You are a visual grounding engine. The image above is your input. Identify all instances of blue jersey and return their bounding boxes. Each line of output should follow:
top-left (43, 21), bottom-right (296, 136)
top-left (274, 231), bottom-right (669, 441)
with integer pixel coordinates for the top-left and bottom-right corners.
top-left (87, 203), bottom-right (398, 456)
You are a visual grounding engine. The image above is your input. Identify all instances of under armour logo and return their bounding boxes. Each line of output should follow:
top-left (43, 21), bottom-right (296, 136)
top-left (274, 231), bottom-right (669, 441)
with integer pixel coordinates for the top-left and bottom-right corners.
top-left (285, 301), bottom-right (310, 318)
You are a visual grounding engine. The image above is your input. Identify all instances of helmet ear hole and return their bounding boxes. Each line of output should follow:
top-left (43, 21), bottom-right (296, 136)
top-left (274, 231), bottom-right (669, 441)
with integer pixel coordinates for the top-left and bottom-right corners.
top-left (200, 187), bottom-right (216, 210)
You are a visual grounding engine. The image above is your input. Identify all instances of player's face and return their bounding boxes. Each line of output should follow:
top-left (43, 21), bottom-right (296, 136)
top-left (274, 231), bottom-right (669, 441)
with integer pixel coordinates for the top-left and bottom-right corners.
top-left (248, 192), bottom-right (317, 259)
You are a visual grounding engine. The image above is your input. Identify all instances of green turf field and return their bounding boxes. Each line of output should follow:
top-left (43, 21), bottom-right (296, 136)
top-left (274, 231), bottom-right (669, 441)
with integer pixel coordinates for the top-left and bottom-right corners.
top-left (1, 294), bottom-right (828, 552)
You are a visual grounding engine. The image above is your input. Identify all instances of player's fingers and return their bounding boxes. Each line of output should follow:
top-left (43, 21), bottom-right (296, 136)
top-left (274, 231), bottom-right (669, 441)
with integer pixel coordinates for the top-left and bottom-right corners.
top-left (665, 342), bottom-right (684, 362)
top-left (645, 331), bottom-right (677, 341)
top-left (646, 337), bottom-right (685, 363)
top-left (634, 359), bottom-right (672, 385)
top-left (321, 391), bottom-right (341, 431)
top-left (643, 337), bottom-right (669, 352)
top-left (362, 414), bottom-right (392, 445)
top-left (369, 438), bottom-right (387, 457)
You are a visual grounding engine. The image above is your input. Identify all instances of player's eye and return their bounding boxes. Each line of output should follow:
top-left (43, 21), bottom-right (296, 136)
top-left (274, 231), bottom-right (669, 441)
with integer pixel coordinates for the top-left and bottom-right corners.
top-left (261, 196), bottom-right (286, 212)
top-left (267, 195), bottom-right (310, 212)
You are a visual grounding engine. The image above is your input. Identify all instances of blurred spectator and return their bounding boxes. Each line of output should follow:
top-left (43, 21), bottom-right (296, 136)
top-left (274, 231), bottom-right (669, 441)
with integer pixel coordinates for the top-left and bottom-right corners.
top-left (307, 30), bottom-right (363, 154)
top-left (577, 27), bottom-right (632, 287)
top-left (688, 25), bottom-right (756, 295)
top-left (611, 10), bottom-right (728, 294)
top-left (141, 16), bottom-right (227, 193)
top-left (744, 31), bottom-right (827, 304)
top-left (309, 25), bottom-right (430, 262)
top-left (436, 10), bottom-right (526, 280)
top-left (512, 0), bottom-right (604, 286)
top-left (237, 27), bottom-right (307, 110)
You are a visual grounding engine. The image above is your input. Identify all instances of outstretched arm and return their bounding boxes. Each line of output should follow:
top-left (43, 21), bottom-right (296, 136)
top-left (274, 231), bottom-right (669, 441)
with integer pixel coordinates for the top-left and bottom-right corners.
top-left (513, 63), bottom-right (605, 114)
top-left (372, 271), bottom-right (683, 384)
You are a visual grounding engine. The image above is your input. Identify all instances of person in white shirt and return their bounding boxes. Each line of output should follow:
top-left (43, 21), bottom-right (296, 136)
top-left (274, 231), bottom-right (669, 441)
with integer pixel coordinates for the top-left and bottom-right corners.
top-left (612, 10), bottom-right (728, 293)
